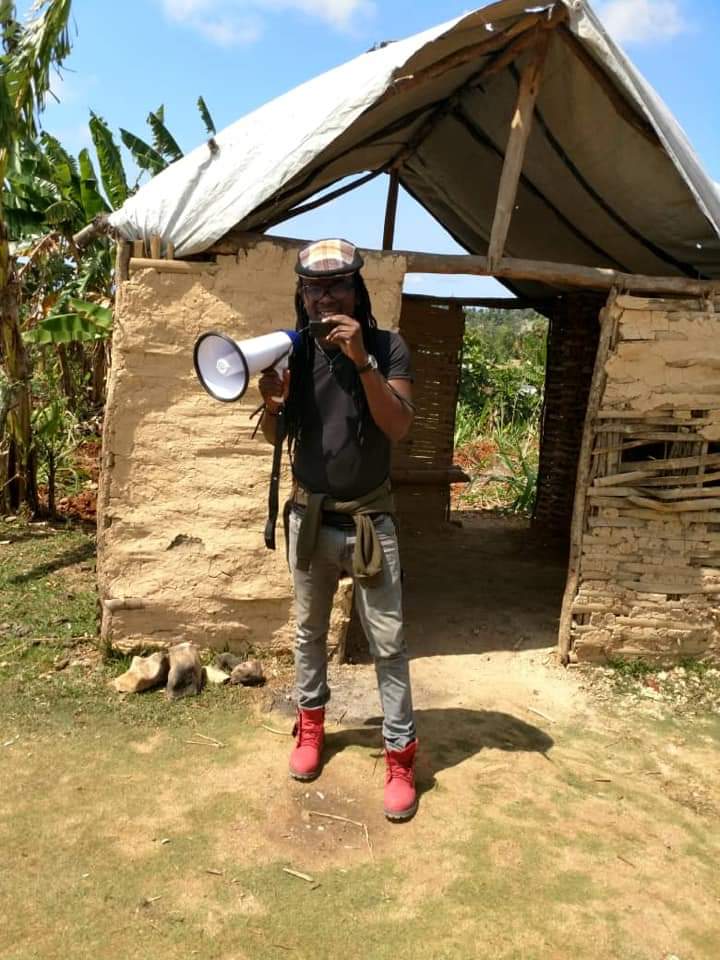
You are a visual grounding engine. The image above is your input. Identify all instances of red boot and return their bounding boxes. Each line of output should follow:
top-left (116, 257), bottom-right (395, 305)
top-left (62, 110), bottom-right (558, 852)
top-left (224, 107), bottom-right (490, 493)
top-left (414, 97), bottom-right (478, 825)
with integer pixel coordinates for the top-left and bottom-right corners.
top-left (384, 740), bottom-right (418, 821)
top-left (289, 707), bottom-right (325, 781)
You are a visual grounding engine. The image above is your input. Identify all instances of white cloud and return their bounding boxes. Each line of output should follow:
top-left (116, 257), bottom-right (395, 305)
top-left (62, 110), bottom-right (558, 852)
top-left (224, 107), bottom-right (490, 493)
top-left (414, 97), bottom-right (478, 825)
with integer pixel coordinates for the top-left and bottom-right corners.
top-left (596, 0), bottom-right (688, 46)
top-left (199, 14), bottom-right (263, 45)
top-left (161, 0), bottom-right (375, 46)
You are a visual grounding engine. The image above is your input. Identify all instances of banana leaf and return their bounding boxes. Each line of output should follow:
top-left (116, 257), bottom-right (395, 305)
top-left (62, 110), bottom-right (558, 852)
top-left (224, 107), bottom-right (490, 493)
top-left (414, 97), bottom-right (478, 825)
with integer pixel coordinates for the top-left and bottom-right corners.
top-left (89, 111), bottom-right (129, 209)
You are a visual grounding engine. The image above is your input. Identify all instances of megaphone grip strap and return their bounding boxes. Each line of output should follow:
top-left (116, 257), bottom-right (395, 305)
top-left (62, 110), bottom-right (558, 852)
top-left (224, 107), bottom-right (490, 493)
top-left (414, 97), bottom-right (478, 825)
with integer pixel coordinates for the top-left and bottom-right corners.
top-left (264, 409), bottom-right (287, 551)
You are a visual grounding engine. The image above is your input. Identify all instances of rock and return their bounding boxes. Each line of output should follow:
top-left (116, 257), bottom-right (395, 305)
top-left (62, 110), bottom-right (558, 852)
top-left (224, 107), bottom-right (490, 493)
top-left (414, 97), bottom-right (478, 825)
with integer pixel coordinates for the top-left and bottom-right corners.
top-left (203, 664), bottom-right (230, 685)
top-left (166, 642), bottom-right (204, 701)
top-left (112, 651), bottom-right (169, 694)
top-left (214, 652), bottom-right (245, 673)
top-left (229, 659), bottom-right (265, 687)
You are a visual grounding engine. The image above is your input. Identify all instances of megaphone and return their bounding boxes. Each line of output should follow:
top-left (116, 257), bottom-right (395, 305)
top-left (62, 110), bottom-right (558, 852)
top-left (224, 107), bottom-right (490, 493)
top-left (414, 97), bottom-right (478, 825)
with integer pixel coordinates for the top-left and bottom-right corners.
top-left (193, 329), bottom-right (302, 402)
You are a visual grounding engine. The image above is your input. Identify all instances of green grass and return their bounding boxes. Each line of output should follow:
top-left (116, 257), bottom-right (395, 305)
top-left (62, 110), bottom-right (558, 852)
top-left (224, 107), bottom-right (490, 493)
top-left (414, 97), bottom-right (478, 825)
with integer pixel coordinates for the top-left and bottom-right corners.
top-left (2, 516), bottom-right (720, 960)
top-left (0, 516), bottom-right (261, 734)
top-left (0, 517), bottom-right (97, 642)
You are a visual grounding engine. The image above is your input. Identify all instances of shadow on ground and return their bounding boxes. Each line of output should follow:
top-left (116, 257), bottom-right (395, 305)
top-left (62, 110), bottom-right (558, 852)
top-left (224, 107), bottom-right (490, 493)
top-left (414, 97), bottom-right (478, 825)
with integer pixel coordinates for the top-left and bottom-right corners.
top-left (322, 707), bottom-right (553, 793)
top-left (8, 540), bottom-right (95, 584)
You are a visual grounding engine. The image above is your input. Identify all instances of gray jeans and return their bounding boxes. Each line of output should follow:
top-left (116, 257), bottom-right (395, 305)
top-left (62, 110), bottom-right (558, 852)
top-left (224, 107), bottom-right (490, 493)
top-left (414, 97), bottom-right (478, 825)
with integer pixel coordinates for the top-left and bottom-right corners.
top-left (289, 510), bottom-right (415, 750)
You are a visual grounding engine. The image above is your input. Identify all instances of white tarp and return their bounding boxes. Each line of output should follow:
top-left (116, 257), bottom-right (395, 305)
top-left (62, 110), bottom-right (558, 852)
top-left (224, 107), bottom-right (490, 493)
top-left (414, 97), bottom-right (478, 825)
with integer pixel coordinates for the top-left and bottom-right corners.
top-left (108, 0), bottom-right (720, 279)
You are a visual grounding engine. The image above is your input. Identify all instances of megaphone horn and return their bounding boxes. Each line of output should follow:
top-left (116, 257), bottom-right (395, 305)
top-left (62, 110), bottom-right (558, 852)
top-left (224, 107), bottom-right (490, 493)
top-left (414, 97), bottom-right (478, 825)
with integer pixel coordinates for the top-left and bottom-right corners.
top-left (193, 329), bottom-right (301, 403)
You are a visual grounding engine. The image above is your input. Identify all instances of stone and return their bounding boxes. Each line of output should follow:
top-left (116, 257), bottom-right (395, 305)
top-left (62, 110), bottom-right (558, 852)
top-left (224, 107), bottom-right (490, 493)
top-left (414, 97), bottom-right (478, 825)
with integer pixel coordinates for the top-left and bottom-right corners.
top-left (214, 652), bottom-right (245, 673)
top-left (166, 642), bottom-right (204, 701)
top-left (111, 651), bottom-right (169, 694)
top-left (203, 664), bottom-right (230, 685)
top-left (229, 659), bottom-right (265, 687)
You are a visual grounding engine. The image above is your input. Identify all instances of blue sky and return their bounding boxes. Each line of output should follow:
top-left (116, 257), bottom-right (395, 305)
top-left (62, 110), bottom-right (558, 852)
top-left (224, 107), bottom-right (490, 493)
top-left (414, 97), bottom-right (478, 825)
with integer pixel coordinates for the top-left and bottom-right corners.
top-left (37, 0), bottom-right (720, 298)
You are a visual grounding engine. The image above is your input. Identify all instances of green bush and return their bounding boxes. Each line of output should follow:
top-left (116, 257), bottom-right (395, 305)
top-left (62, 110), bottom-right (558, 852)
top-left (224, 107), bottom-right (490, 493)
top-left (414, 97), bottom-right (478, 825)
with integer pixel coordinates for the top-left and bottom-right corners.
top-left (457, 308), bottom-right (547, 435)
top-left (454, 308), bottom-right (548, 513)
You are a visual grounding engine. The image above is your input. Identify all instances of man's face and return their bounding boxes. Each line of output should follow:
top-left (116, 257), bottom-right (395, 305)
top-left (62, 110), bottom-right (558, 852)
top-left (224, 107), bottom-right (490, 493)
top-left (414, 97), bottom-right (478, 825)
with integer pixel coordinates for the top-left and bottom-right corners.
top-left (301, 274), bottom-right (357, 323)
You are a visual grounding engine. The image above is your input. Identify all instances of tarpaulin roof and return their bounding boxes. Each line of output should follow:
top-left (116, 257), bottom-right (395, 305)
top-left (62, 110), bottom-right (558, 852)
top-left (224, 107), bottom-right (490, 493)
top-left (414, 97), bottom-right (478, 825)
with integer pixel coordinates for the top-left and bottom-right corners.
top-left (108, 0), bottom-right (720, 284)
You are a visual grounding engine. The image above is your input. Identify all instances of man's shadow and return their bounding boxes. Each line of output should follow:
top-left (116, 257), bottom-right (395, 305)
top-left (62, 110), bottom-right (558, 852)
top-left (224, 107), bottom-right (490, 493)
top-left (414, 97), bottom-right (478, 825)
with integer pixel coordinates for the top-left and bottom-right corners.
top-left (323, 707), bottom-right (553, 794)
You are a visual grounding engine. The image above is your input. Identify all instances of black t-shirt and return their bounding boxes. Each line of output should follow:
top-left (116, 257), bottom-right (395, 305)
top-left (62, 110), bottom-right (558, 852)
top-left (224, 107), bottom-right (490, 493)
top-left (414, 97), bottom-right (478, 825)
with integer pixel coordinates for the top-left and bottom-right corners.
top-left (292, 329), bottom-right (412, 500)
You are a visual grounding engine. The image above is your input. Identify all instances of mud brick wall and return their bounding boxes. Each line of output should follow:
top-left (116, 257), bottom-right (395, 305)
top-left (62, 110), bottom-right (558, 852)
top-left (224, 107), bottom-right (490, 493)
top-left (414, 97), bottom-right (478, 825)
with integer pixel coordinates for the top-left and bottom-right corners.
top-left (393, 298), bottom-right (465, 528)
top-left (569, 294), bottom-right (720, 664)
top-left (98, 240), bottom-right (406, 654)
top-left (533, 293), bottom-right (603, 539)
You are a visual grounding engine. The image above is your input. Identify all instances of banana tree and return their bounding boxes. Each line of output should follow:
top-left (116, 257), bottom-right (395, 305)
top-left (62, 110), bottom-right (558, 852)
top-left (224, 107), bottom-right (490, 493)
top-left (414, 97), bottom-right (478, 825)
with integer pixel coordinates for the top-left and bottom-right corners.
top-left (3, 86), bottom-right (216, 513)
top-left (0, 0), bottom-right (73, 513)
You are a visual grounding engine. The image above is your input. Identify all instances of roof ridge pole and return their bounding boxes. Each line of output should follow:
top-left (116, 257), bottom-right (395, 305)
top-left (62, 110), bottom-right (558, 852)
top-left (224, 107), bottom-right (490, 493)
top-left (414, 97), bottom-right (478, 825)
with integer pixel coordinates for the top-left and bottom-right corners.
top-left (382, 168), bottom-right (401, 250)
top-left (486, 21), bottom-right (555, 273)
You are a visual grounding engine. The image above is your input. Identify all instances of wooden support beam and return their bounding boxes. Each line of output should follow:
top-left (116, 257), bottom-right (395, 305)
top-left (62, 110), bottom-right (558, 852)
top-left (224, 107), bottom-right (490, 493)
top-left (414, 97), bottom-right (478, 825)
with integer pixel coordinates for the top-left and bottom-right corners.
top-left (72, 214), bottom-right (110, 249)
top-left (402, 294), bottom-right (542, 309)
top-left (115, 239), bottom-right (131, 283)
top-left (262, 169), bottom-right (384, 231)
top-left (382, 9), bottom-right (564, 101)
top-left (403, 251), bottom-right (719, 297)
top-left (218, 232), bottom-right (720, 297)
top-left (128, 257), bottom-right (216, 275)
top-left (383, 169), bottom-right (400, 250)
top-left (557, 297), bottom-right (620, 663)
top-left (487, 28), bottom-right (551, 271)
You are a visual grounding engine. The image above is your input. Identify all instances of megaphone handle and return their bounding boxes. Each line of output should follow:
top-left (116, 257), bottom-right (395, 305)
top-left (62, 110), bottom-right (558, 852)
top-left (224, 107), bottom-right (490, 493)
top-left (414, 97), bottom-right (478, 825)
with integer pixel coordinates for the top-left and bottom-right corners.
top-left (264, 408), bottom-right (287, 551)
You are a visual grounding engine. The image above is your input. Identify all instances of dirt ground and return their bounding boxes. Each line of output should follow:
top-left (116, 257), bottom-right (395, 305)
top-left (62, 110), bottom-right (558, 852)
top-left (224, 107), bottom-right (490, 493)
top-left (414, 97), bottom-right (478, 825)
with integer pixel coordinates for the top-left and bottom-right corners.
top-left (2, 513), bottom-right (719, 960)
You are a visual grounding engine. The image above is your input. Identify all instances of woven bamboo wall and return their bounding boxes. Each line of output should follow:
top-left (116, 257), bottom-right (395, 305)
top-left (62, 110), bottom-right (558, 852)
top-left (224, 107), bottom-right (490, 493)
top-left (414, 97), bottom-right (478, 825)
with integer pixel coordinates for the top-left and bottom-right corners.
top-left (392, 297), bottom-right (465, 527)
top-left (533, 293), bottom-right (603, 537)
top-left (569, 293), bottom-right (720, 663)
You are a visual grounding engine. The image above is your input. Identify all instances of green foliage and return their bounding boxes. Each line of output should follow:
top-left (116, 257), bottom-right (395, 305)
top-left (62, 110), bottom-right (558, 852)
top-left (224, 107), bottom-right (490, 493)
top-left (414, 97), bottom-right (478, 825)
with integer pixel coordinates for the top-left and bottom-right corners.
top-left (147, 104), bottom-right (183, 163)
top-left (119, 127), bottom-right (166, 176)
top-left (455, 308), bottom-right (548, 514)
top-left (77, 148), bottom-right (110, 219)
top-left (458, 308), bottom-right (547, 433)
top-left (0, 0), bottom-right (73, 148)
top-left (494, 432), bottom-right (539, 513)
top-left (2, 83), bottom-right (216, 515)
top-left (606, 657), bottom-right (655, 678)
top-left (23, 298), bottom-right (112, 344)
top-left (197, 95), bottom-right (216, 135)
top-left (88, 110), bottom-right (128, 209)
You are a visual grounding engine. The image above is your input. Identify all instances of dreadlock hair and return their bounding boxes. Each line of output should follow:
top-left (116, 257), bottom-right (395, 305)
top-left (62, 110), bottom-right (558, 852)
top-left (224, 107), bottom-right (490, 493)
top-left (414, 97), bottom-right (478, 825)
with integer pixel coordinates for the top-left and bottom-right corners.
top-left (283, 272), bottom-right (378, 461)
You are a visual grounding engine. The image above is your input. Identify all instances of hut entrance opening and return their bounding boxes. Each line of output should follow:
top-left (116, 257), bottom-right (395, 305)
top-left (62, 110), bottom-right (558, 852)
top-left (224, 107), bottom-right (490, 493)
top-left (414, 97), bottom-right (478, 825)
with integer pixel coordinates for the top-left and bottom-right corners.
top-left (341, 289), bottom-right (606, 664)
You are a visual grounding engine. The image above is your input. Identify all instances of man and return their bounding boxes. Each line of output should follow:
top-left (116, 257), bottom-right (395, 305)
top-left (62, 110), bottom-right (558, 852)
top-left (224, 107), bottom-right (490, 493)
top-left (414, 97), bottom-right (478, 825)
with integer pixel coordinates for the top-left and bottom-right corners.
top-left (258, 238), bottom-right (418, 821)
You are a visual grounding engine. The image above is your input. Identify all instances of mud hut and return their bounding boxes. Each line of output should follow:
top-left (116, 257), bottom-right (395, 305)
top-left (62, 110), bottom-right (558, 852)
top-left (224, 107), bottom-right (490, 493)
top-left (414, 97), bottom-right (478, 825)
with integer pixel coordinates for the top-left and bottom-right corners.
top-left (84, 0), bottom-right (720, 665)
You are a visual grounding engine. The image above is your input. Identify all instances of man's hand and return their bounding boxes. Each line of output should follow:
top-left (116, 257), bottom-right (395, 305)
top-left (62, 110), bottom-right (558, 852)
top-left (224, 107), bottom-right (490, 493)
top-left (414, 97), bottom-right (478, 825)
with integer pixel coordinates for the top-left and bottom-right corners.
top-left (258, 367), bottom-right (290, 414)
top-left (323, 315), bottom-right (368, 368)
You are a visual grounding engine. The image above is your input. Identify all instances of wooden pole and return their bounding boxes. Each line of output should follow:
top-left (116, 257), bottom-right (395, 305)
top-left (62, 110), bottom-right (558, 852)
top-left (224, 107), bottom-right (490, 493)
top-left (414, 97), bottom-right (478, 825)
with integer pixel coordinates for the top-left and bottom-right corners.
top-left (72, 214), bottom-right (110, 249)
top-left (382, 169), bottom-right (400, 250)
top-left (487, 29), bottom-right (551, 271)
top-left (402, 251), bottom-right (719, 297)
top-left (402, 294), bottom-right (541, 309)
top-left (216, 233), bottom-right (720, 297)
top-left (557, 295), bottom-right (620, 663)
top-left (261, 169), bottom-right (383, 231)
top-left (115, 239), bottom-right (131, 283)
top-left (381, 9), bottom-right (564, 102)
top-left (128, 257), bottom-right (216, 275)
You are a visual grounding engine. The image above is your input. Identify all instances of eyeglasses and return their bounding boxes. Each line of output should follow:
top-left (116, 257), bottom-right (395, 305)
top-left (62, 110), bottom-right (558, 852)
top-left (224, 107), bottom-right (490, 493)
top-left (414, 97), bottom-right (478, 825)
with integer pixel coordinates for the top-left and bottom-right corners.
top-left (300, 277), bottom-right (355, 300)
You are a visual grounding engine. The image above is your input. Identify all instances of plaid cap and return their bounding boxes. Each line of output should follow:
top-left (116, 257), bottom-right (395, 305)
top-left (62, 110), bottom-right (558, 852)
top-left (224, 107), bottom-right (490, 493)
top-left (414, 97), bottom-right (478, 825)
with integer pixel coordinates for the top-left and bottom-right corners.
top-left (295, 238), bottom-right (364, 278)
